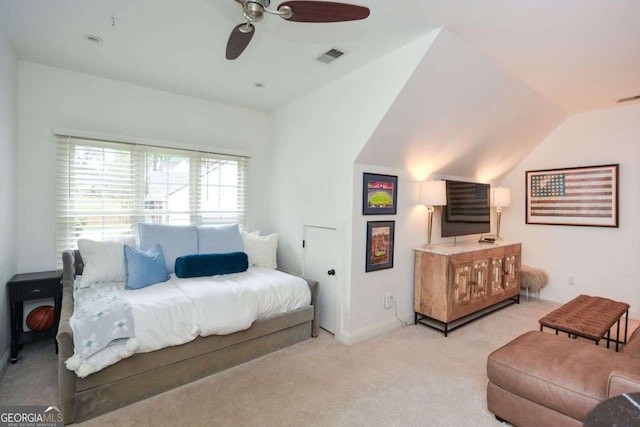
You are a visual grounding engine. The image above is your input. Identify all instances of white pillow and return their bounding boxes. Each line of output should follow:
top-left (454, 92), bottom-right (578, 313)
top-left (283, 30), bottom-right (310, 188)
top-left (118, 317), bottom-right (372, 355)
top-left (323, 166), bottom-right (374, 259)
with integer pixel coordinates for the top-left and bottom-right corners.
top-left (241, 232), bottom-right (278, 269)
top-left (78, 238), bottom-right (135, 286)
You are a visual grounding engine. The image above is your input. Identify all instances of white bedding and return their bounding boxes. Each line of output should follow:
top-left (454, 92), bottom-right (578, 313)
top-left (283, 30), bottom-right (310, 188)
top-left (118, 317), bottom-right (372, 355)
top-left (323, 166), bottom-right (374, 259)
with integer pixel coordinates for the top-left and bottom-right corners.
top-left (68, 267), bottom-right (311, 377)
top-left (172, 267), bottom-right (312, 335)
top-left (126, 280), bottom-right (199, 352)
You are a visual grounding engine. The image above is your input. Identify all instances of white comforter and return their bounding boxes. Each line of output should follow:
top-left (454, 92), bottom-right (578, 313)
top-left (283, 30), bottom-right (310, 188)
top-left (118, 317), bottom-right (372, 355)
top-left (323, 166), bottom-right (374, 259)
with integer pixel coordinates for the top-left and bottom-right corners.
top-left (67, 267), bottom-right (311, 377)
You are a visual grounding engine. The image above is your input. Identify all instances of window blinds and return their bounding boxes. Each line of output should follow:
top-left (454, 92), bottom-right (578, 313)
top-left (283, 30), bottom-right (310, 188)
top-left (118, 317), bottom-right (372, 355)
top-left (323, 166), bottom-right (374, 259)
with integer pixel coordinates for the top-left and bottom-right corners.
top-left (56, 135), bottom-right (248, 257)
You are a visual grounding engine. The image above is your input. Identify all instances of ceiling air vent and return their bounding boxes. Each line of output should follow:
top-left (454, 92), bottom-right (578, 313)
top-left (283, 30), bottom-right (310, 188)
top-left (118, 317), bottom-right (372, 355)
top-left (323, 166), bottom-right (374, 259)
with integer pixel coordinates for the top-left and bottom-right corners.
top-left (316, 48), bottom-right (345, 64)
top-left (617, 94), bottom-right (640, 103)
top-left (83, 34), bottom-right (103, 44)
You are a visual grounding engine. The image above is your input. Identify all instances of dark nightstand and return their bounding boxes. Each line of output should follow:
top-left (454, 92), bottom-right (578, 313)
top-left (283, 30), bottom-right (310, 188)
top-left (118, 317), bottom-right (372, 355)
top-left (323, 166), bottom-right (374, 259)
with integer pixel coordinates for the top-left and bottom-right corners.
top-left (7, 270), bottom-right (62, 363)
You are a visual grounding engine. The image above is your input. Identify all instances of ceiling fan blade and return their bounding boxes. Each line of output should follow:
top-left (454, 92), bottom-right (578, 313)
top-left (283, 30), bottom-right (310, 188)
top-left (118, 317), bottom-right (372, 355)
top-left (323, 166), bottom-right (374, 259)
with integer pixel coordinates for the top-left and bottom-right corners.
top-left (226, 23), bottom-right (255, 60)
top-left (278, 1), bottom-right (370, 23)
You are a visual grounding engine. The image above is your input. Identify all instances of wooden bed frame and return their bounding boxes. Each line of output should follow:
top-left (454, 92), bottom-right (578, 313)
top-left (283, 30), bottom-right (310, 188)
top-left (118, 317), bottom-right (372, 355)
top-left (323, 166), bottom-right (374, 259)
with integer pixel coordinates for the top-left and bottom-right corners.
top-left (57, 249), bottom-right (319, 424)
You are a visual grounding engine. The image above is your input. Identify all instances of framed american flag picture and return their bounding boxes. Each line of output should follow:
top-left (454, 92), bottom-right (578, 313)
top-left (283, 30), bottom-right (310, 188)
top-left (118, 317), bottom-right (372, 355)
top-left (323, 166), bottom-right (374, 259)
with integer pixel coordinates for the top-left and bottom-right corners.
top-left (526, 164), bottom-right (619, 227)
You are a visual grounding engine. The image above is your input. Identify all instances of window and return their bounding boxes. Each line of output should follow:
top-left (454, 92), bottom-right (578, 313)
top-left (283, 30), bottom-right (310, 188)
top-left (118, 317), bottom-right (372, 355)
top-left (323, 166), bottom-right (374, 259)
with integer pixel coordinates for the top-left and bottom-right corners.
top-left (56, 135), bottom-right (248, 256)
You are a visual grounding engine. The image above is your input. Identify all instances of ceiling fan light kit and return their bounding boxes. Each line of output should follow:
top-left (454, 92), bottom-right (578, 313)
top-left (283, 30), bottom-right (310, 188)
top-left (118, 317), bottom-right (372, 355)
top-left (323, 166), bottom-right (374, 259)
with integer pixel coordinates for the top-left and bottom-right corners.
top-left (226, 0), bottom-right (370, 60)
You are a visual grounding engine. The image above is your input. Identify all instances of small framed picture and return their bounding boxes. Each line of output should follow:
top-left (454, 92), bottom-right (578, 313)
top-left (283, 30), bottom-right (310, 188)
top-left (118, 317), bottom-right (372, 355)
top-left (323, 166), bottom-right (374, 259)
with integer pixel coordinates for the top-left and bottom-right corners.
top-left (525, 164), bottom-right (619, 227)
top-left (363, 173), bottom-right (398, 215)
top-left (365, 221), bottom-right (395, 272)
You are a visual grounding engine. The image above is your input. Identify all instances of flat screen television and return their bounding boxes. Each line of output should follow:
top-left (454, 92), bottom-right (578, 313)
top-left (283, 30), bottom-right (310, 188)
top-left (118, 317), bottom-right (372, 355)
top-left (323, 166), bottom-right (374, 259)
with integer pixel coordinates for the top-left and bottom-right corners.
top-left (441, 180), bottom-right (491, 237)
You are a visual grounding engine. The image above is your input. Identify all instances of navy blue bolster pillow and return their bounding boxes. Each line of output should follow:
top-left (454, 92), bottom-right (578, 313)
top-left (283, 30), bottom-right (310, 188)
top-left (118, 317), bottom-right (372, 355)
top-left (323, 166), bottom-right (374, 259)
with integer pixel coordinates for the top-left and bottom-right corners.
top-left (174, 252), bottom-right (249, 278)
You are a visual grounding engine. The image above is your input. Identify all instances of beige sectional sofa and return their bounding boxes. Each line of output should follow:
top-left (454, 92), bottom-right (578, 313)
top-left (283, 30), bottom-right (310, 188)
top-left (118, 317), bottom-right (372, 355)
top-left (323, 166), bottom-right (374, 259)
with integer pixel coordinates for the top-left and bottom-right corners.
top-left (487, 329), bottom-right (640, 426)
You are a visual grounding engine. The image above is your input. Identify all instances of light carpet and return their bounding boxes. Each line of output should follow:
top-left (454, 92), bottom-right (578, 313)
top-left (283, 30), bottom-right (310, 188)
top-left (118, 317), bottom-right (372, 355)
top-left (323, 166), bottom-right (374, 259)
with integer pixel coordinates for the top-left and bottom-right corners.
top-left (2, 298), bottom-right (628, 426)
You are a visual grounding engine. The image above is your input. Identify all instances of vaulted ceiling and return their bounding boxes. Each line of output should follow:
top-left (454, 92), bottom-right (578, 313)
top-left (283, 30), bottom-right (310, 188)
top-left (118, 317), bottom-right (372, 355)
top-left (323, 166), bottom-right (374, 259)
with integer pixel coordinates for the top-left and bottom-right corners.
top-left (357, 29), bottom-right (567, 182)
top-left (1, 0), bottom-right (638, 113)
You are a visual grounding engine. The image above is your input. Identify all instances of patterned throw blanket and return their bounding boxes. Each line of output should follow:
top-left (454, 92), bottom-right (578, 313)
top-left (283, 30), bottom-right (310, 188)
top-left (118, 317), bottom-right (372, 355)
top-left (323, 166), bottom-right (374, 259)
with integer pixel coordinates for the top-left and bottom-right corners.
top-left (65, 282), bottom-right (138, 378)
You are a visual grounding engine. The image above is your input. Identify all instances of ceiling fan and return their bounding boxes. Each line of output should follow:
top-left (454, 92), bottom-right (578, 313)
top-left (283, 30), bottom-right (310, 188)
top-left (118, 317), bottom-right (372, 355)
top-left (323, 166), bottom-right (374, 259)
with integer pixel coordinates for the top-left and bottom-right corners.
top-left (226, 0), bottom-right (370, 60)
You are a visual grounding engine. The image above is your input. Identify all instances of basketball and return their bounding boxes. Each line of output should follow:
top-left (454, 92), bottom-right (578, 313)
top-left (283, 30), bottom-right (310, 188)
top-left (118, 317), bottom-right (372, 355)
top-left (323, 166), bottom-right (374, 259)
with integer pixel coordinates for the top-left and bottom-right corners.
top-left (26, 305), bottom-right (55, 331)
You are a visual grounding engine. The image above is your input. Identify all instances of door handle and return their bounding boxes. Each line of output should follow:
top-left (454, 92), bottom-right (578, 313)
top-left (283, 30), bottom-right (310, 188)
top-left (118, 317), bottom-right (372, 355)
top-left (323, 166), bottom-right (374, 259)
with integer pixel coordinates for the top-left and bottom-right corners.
top-left (327, 269), bottom-right (336, 276)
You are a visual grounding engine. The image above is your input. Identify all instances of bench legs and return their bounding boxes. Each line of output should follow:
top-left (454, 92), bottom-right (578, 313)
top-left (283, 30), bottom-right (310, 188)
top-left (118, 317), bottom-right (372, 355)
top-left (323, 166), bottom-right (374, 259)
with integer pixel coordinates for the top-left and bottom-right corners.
top-left (539, 309), bottom-right (629, 352)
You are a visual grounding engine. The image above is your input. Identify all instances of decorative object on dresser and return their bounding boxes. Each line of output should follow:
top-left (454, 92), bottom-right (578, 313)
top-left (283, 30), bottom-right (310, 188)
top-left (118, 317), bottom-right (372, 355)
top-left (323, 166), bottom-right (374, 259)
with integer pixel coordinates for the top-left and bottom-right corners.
top-left (413, 241), bottom-right (521, 336)
top-left (362, 173), bottom-right (398, 215)
top-left (420, 179), bottom-right (447, 247)
top-left (491, 187), bottom-right (511, 239)
top-left (526, 164), bottom-right (619, 227)
top-left (7, 271), bottom-right (62, 363)
top-left (365, 221), bottom-right (395, 272)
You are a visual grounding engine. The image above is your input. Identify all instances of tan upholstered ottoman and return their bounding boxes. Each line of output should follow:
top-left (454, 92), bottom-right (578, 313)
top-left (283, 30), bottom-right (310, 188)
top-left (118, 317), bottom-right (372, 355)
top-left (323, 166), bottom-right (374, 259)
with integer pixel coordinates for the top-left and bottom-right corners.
top-left (487, 331), bottom-right (640, 426)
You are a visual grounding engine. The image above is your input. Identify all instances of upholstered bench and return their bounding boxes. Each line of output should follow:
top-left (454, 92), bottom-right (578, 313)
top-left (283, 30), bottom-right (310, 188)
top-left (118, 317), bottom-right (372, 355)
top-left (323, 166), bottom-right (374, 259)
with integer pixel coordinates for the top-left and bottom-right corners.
top-left (487, 330), bottom-right (640, 426)
top-left (539, 294), bottom-right (629, 351)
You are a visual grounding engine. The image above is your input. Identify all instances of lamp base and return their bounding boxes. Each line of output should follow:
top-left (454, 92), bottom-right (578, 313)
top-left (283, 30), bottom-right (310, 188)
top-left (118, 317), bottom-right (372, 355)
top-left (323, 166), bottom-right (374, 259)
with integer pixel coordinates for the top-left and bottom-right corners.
top-left (426, 207), bottom-right (434, 246)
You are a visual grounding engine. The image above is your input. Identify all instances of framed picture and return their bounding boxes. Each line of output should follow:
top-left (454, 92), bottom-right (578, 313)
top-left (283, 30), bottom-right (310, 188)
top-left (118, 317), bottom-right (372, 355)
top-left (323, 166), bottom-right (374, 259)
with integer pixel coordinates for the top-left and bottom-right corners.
top-left (526, 164), bottom-right (619, 227)
top-left (365, 221), bottom-right (395, 272)
top-left (362, 173), bottom-right (398, 215)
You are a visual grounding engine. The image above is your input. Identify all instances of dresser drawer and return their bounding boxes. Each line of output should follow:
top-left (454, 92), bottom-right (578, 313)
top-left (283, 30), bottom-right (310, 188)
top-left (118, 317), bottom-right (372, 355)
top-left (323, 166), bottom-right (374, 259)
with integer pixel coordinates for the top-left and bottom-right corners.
top-left (16, 281), bottom-right (57, 299)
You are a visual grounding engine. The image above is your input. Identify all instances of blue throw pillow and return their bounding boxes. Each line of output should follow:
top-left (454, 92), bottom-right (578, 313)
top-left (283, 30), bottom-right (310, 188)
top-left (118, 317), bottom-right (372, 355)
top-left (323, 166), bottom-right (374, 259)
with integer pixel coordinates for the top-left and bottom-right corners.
top-left (197, 224), bottom-right (244, 254)
top-left (174, 252), bottom-right (249, 279)
top-left (124, 244), bottom-right (170, 290)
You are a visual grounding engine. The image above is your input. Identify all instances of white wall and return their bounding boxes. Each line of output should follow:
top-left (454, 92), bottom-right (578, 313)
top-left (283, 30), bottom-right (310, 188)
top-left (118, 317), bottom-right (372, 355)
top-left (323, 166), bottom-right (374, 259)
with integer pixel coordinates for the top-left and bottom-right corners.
top-left (16, 62), bottom-right (270, 272)
top-left (500, 103), bottom-right (640, 317)
top-left (348, 165), bottom-right (425, 340)
top-left (0, 24), bottom-right (18, 375)
top-left (270, 32), bottom-right (439, 342)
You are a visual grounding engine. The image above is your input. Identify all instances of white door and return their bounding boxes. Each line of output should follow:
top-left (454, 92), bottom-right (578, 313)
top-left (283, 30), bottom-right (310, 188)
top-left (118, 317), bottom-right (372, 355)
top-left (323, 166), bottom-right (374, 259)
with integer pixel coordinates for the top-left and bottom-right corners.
top-left (303, 225), bottom-right (337, 334)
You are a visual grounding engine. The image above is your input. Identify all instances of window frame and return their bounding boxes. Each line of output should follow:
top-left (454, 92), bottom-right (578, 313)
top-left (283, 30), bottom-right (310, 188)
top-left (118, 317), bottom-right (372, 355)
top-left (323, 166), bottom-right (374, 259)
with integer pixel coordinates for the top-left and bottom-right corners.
top-left (55, 133), bottom-right (249, 259)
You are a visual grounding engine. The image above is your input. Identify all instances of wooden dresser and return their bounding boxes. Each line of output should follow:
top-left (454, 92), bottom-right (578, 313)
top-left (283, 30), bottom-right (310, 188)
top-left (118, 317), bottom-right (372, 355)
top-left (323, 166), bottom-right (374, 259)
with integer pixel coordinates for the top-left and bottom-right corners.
top-left (414, 241), bottom-right (521, 336)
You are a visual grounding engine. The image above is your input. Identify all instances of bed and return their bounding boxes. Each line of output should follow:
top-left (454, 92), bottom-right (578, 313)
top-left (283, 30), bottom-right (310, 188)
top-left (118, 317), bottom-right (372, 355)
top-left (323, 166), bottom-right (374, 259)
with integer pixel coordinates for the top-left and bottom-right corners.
top-left (57, 249), bottom-right (319, 424)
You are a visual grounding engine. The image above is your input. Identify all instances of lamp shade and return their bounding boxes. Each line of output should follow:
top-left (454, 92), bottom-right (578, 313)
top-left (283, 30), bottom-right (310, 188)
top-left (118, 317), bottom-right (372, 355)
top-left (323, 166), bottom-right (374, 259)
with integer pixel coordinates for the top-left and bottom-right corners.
top-left (421, 180), bottom-right (447, 206)
top-left (492, 187), bottom-right (511, 208)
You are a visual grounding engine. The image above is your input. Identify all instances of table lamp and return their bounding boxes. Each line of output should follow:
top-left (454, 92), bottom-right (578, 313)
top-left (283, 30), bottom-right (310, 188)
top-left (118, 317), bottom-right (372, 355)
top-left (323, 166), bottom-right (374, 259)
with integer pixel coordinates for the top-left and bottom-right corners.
top-left (421, 180), bottom-right (447, 246)
top-left (492, 187), bottom-right (511, 239)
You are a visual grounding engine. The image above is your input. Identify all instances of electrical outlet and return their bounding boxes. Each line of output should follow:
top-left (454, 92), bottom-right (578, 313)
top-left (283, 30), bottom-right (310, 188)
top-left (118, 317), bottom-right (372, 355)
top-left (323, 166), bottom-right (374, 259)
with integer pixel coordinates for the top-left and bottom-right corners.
top-left (568, 277), bottom-right (575, 286)
top-left (384, 292), bottom-right (393, 309)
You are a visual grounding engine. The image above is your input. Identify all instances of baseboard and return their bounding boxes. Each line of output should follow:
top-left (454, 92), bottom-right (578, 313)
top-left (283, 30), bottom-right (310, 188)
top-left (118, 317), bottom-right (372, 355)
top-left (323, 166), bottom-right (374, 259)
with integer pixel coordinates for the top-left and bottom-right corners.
top-left (0, 348), bottom-right (9, 381)
top-left (398, 312), bottom-right (415, 325)
top-left (340, 317), bottom-right (405, 345)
